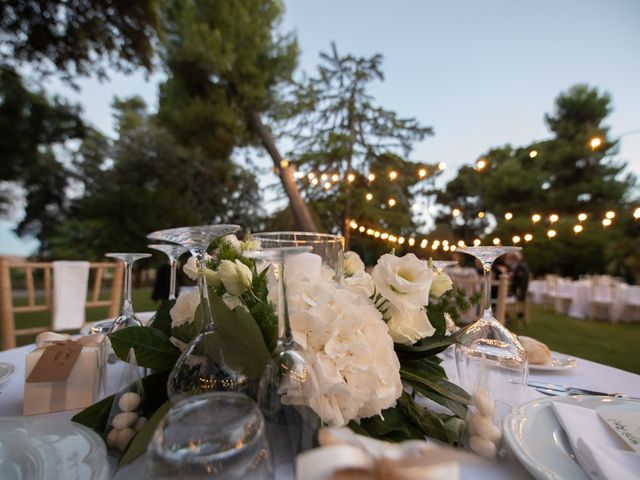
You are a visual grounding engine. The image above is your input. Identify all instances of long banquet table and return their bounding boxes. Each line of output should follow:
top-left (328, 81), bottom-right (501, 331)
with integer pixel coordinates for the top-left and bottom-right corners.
top-left (1, 344), bottom-right (640, 479)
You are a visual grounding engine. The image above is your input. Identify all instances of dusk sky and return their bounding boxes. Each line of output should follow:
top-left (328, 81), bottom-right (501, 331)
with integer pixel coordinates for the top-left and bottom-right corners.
top-left (2, 0), bottom-right (639, 255)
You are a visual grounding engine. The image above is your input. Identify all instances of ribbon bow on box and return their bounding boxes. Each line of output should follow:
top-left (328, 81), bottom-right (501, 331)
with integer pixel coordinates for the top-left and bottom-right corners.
top-left (296, 428), bottom-right (460, 480)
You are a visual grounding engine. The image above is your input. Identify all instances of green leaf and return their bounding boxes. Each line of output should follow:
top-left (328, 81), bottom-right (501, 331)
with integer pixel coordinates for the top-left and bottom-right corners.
top-left (400, 357), bottom-right (446, 378)
top-left (399, 393), bottom-right (466, 446)
top-left (357, 406), bottom-right (424, 442)
top-left (149, 299), bottom-right (175, 336)
top-left (400, 367), bottom-right (470, 405)
top-left (119, 401), bottom-right (171, 466)
top-left (202, 295), bottom-right (271, 379)
top-left (407, 381), bottom-right (468, 418)
top-left (109, 327), bottom-right (181, 371)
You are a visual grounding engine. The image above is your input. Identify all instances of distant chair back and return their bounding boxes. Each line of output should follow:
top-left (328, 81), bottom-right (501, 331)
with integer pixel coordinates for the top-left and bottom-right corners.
top-left (0, 257), bottom-right (123, 350)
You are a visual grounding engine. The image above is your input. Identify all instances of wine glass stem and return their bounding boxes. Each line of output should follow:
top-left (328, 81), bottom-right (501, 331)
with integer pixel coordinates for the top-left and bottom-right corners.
top-left (168, 257), bottom-right (177, 301)
top-left (122, 261), bottom-right (134, 316)
top-left (483, 262), bottom-right (493, 317)
top-left (276, 258), bottom-right (293, 350)
top-left (196, 254), bottom-right (215, 330)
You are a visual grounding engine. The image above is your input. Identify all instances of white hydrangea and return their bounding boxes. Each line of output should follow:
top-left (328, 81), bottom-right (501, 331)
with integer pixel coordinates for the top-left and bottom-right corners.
top-left (277, 256), bottom-right (402, 427)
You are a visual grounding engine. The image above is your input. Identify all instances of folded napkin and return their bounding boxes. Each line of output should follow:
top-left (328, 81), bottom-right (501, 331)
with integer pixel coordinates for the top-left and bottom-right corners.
top-left (296, 427), bottom-right (459, 480)
top-left (53, 261), bottom-right (90, 330)
top-left (551, 401), bottom-right (640, 480)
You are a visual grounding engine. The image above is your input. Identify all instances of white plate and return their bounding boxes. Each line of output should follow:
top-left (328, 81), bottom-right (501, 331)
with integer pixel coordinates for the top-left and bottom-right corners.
top-left (0, 362), bottom-right (15, 384)
top-left (503, 395), bottom-right (640, 480)
top-left (529, 352), bottom-right (577, 372)
top-left (0, 417), bottom-right (109, 480)
top-left (80, 311), bottom-right (155, 335)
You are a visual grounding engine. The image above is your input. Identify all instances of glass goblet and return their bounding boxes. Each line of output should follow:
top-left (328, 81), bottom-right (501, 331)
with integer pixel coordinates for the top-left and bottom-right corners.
top-left (105, 253), bottom-right (152, 333)
top-left (145, 392), bottom-right (273, 479)
top-left (147, 225), bottom-right (247, 403)
top-left (454, 246), bottom-right (527, 417)
top-left (244, 246), bottom-right (321, 475)
top-left (251, 232), bottom-right (345, 282)
top-left (148, 244), bottom-right (189, 301)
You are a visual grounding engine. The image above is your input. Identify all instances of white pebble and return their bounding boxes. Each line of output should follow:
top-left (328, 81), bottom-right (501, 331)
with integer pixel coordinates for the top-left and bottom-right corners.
top-left (116, 427), bottom-right (136, 452)
top-left (469, 435), bottom-right (497, 459)
top-left (469, 413), bottom-right (502, 443)
top-left (134, 416), bottom-right (147, 432)
top-left (112, 411), bottom-right (138, 429)
top-left (118, 392), bottom-right (141, 412)
top-left (106, 428), bottom-right (119, 448)
top-left (473, 389), bottom-right (495, 417)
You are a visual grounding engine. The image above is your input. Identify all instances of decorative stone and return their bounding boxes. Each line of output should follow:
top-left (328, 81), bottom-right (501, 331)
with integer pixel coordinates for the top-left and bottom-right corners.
top-left (118, 392), bottom-right (141, 412)
top-left (469, 413), bottom-right (501, 443)
top-left (112, 411), bottom-right (138, 429)
top-left (469, 434), bottom-right (497, 459)
top-left (116, 427), bottom-right (136, 452)
top-left (473, 389), bottom-right (495, 417)
top-left (134, 416), bottom-right (147, 432)
top-left (106, 428), bottom-right (119, 448)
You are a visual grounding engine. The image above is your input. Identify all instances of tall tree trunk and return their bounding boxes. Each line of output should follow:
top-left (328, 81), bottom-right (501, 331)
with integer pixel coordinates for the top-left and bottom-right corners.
top-left (246, 108), bottom-right (317, 232)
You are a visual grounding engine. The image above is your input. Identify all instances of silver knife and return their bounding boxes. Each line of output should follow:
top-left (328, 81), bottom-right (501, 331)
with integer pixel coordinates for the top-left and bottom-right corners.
top-left (528, 380), bottom-right (640, 400)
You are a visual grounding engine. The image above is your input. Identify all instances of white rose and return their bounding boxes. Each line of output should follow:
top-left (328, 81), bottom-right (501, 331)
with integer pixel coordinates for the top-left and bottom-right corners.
top-left (344, 251), bottom-right (365, 277)
top-left (169, 289), bottom-right (200, 328)
top-left (218, 259), bottom-right (253, 296)
top-left (430, 273), bottom-right (453, 298)
top-left (183, 254), bottom-right (218, 286)
top-left (386, 305), bottom-right (435, 345)
top-left (343, 271), bottom-right (375, 297)
top-left (222, 234), bottom-right (242, 252)
top-left (372, 253), bottom-right (433, 311)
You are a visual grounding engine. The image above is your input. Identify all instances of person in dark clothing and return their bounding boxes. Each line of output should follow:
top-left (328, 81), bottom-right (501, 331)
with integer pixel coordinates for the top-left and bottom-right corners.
top-left (506, 251), bottom-right (530, 324)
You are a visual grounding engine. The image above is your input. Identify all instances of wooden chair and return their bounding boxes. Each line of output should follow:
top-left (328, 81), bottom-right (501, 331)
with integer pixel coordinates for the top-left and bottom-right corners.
top-left (0, 257), bottom-right (124, 350)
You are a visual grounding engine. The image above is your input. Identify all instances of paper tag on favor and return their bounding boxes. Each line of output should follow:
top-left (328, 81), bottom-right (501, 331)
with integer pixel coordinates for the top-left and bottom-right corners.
top-left (599, 411), bottom-right (640, 453)
top-left (26, 341), bottom-right (82, 383)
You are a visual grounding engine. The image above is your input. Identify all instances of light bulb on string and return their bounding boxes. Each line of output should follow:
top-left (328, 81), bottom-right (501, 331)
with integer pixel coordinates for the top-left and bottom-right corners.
top-left (602, 218), bottom-right (612, 227)
top-left (532, 214), bottom-right (541, 223)
top-left (573, 225), bottom-right (583, 234)
top-left (398, 236), bottom-right (405, 245)
top-left (388, 198), bottom-right (397, 207)
top-left (492, 237), bottom-right (501, 245)
top-left (634, 207), bottom-right (640, 220)
top-left (529, 150), bottom-right (538, 158)
top-left (365, 193), bottom-right (373, 201)
top-left (452, 208), bottom-right (461, 217)
top-left (578, 213), bottom-right (588, 222)
top-left (408, 238), bottom-right (416, 247)
top-left (381, 233), bottom-right (389, 240)
top-left (524, 233), bottom-right (533, 242)
top-left (605, 211), bottom-right (615, 219)
top-left (331, 173), bottom-right (339, 182)
top-left (368, 173), bottom-right (376, 182)
top-left (347, 173), bottom-right (355, 183)
top-left (549, 214), bottom-right (559, 223)
top-left (547, 229), bottom-right (557, 238)
top-left (512, 235), bottom-right (521, 244)
top-left (420, 239), bottom-right (428, 248)
top-left (504, 212), bottom-right (513, 221)
top-left (389, 170), bottom-right (398, 180)
top-left (473, 239), bottom-right (481, 247)
top-left (418, 168), bottom-right (427, 178)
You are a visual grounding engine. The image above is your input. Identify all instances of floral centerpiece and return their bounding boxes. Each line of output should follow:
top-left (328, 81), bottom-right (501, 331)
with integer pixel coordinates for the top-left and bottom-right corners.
top-left (73, 234), bottom-right (479, 464)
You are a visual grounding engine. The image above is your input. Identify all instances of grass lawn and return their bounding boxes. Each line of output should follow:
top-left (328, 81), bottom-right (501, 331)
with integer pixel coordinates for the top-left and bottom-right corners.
top-left (9, 290), bottom-right (640, 375)
top-left (508, 304), bottom-right (640, 374)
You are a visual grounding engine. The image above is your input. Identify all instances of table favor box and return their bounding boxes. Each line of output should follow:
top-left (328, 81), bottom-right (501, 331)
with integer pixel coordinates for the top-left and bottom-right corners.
top-left (23, 332), bottom-right (107, 415)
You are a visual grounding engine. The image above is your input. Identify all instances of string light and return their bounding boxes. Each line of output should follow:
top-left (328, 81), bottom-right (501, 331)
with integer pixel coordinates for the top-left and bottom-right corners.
top-left (349, 221), bottom-right (358, 229)
top-left (374, 231), bottom-right (380, 238)
top-left (602, 218), bottom-right (612, 227)
top-left (573, 225), bottom-right (583, 234)
top-left (605, 211), bottom-right (615, 219)
top-left (443, 244), bottom-right (450, 251)
top-left (389, 170), bottom-right (398, 180)
top-left (420, 239), bottom-right (428, 248)
top-left (438, 162), bottom-right (446, 171)
top-left (347, 173), bottom-right (355, 183)
top-left (505, 212), bottom-right (513, 221)
top-left (547, 229), bottom-right (557, 238)
top-left (529, 150), bottom-right (538, 159)
top-left (381, 233), bottom-right (389, 240)
top-left (294, 171), bottom-right (305, 179)
top-left (311, 178), bottom-right (319, 186)
top-left (549, 214), bottom-right (559, 223)
top-left (476, 159), bottom-right (488, 171)
top-left (478, 211), bottom-right (485, 218)
top-left (358, 226), bottom-right (365, 233)
top-left (492, 237), bottom-right (501, 245)
top-left (634, 207), bottom-right (640, 220)
top-left (418, 168), bottom-right (427, 178)
top-left (524, 233), bottom-right (533, 242)
top-left (473, 239), bottom-right (481, 246)
top-left (307, 172), bottom-right (315, 180)
top-left (457, 240), bottom-right (466, 247)
top-left (578, 213), bottom-right (588, 222)
top-left (590, 137), bottom-right (603, 150)
top-left (532, 214), bottom-right (541, 223)
top-left (512, 235), bottom-right (521, 244)
top-left (389, 235), bottom-right (397, 243)
top-left (331, 174), bottom-right (339, 182)
top-left (320, 173), bottom-right (328, 181)
top-left (368, 173), bottom-right (376, 182)
top-left (408, 238), bottom-right (416, 246)
top-left (398, 236), bottom-right (405, 245)
top-left (388, 198), bottom-right (397, 207)
top-left (365, 193), bottom-right (373, 201)
top-left (452, 208), bottom-right (461, 217)
top-left (450, 245), bottom-right (457, 252)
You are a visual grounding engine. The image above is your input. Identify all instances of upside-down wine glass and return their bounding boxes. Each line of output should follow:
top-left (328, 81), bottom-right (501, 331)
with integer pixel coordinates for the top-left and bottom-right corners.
top-left (147, 225), bottom-right (247, 403)
top-left (454, 246), bottom-right (527, 415)
top-left (105, 253), bottom-right (152, 332)
top-left (147, 244), bottom-right (189, 328)
top-left (244, 244), bottom-right (321, 476)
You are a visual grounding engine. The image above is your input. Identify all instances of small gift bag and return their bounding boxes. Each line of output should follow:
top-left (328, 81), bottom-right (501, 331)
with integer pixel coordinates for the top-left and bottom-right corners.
top-left (23, 332), bottom-right (107, 415)
top-left (105, 348), bottom-right (148, 453)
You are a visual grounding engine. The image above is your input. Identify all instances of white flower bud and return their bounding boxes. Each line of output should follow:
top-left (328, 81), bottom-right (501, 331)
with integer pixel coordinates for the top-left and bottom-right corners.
top-left (218, 259), bottom-right (253, 296)
top-left (430, 273), bottom-right (453, 298)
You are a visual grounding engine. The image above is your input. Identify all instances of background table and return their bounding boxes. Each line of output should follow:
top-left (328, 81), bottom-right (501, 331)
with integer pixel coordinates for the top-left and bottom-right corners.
top-left (1, 344), bottom-right (640, 479)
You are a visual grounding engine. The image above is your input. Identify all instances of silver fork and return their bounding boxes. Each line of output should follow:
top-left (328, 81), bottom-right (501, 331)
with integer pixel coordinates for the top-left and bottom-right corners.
top-left (529, 381), bottom-right (640, 400)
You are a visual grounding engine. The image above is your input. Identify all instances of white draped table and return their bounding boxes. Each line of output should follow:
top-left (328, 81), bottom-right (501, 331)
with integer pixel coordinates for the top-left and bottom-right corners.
top-left (1, 344), bottom-right (640, 479)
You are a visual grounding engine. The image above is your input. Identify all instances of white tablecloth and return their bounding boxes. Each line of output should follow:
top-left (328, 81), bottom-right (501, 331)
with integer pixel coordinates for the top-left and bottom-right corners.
top-left (2, 345), bottom-right (640, 479)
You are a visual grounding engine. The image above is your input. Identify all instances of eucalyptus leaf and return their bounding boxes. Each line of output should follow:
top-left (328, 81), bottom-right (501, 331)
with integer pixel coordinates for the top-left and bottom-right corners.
top-left (119, 401), bottom-right (171, 466)
top-left (109, 327), bottom-right (181, 371)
